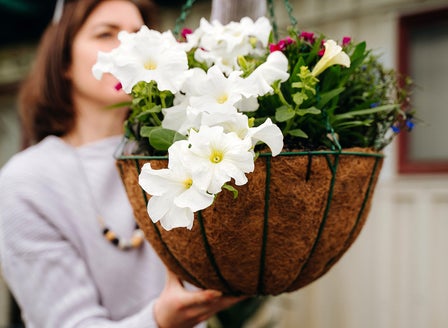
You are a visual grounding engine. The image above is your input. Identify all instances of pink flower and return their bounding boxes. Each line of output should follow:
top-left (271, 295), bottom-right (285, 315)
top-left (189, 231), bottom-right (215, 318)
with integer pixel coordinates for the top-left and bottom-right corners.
top-left (278, 36), bottom-right (294, 49)
top-left (318, 40), bottom-right (326, 56)
top-left (300, 31), bottom-right (315, 43)
top-left (269, 43), bottom-right (282, 52)
top-left (181, 28), bottom-right (192, 39)
top-left (342, 36), bottom-right (351, 46)
top-left (269, 37), bottom-right (294, 53)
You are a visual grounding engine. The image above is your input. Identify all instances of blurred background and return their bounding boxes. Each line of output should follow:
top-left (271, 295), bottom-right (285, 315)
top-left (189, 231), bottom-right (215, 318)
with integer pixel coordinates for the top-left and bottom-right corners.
top-left (1, 0), bottom-right (448, 327)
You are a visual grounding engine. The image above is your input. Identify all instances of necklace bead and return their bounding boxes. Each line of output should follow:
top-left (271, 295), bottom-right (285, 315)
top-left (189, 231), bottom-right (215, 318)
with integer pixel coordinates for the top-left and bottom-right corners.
top-left (100, 216), bottom-right (144, 250)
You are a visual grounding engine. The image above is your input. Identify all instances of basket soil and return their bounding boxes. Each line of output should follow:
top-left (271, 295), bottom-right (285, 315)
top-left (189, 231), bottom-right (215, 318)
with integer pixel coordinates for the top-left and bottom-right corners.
top-left (116, 147), bottom-right (383, 296)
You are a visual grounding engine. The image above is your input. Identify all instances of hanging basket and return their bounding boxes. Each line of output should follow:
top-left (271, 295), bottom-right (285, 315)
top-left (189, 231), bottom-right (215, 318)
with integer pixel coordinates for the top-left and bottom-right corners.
top-left (116, 147), bottom-right (383, 296)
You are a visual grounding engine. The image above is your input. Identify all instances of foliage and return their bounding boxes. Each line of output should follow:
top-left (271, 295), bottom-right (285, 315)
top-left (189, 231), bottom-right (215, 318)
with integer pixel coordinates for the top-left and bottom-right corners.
top-left (111, 23), bottom-right (414, 155)
top-left (93, 17), bottom-right (415, 230)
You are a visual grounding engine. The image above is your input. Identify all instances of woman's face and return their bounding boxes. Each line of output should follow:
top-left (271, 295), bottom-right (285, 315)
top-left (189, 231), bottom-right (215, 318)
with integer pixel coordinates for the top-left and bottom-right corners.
top-left (67, 0), bottom-right (144, 109)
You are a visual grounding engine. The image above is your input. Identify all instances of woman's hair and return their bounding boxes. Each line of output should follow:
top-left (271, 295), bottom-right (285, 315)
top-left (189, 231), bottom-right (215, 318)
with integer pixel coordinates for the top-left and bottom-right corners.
top-left (18, 0), bottom-right (158, 148)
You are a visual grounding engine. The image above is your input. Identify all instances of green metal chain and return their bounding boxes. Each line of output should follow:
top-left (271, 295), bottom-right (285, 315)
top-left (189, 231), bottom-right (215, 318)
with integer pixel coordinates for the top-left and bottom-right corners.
top-left (267, 0), bottom-right (299, 41)
top-left (267, 0), bottom-right (279, 41)
top-left (283, 0), bottom-right (298, 31)
top-left (173, 0), bottom-right (197, 38)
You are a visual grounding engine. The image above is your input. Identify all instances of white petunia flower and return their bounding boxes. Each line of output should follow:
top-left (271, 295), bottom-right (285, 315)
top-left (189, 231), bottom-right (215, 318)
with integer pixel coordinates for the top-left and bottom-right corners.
top-left (92, 26), bottom-right (189, 93)
top-left (311, 39), bottom-right (351, 77)
top-left (247, 118), bottom-right (284, 156)
top-left (200, 110), bottom-right (244, 132)
top-left (188, 17), bottom-right (273, 72)
top-left (234, 95), bottom-right (260, 112)
top-left (161, 94), bottom-right (201, 135)
top-left (185, 125), bottom-right (255, 194)
top-left (242, 51), bottom-right (290, 97)
top-left (162, 66), bottom-right (256, 135)
top-left (139, 141), bottom-right (214, 230)
top-left (188, 65), bottom-right (252, 115)
top-left (209, 113), bottom-right (283, 156)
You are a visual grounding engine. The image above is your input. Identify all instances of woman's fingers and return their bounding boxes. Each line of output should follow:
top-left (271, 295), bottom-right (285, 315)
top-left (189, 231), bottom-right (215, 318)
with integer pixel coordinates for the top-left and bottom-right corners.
top-left (165, 268), bottom-right (185, 289)
top-left (154, 269), bottom-right (247, 328)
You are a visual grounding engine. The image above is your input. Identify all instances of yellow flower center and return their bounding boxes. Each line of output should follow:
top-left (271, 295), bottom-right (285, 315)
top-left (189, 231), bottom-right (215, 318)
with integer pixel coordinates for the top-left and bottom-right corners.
top-left (249, 36), bottom-right (258, 48)
top-left (217, 94), bottom-right (228, 104)
top-left (210, 150), bottom-right (223, 164)
top-left (183, 178), bottom-right (193, 189)
top-left (144, 60), bottom-right (157, 70)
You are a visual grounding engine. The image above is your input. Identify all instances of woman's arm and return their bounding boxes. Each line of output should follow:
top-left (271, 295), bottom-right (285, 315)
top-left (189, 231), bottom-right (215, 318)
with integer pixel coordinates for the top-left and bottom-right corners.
top-left (0, 154), bottom-right (243, 328)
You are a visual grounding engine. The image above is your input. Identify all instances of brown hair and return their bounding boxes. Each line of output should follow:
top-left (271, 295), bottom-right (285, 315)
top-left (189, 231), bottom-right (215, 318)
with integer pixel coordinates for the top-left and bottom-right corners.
top-left (18, 0), bottom-right (158, 148)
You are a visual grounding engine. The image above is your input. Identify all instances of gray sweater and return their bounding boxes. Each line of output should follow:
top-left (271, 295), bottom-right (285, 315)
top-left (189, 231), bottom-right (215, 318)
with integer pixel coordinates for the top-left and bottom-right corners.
top-left (0, 135), bottom-right (166, 327)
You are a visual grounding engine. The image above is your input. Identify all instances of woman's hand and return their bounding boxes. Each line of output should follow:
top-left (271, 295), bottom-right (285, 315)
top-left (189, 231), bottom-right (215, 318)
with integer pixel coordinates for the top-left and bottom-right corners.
top-left (153, 270), bottom-right (246, 328)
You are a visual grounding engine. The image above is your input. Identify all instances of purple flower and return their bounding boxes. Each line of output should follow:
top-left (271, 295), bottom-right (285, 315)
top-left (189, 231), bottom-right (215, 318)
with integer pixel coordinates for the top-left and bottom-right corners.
top-left (406, 119), bottom-right (415, 131)
top-left (391, 125), bottom-right (400, 133)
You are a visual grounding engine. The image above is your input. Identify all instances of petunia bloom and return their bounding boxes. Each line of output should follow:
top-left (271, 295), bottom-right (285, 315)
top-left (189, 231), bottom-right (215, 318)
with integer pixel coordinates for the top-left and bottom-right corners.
top-left (92, 26), bottom-right (189, 93)
top-left (187, 16), bottom-right (272, 73)
top-left (185, 125), bottom-right (255, 194)
top-left (311, 40), bottom-right (351, 76)
top-left (242, 50), bottom-right (289, 97)
top-left (139, 141), bottom-right (214, 230)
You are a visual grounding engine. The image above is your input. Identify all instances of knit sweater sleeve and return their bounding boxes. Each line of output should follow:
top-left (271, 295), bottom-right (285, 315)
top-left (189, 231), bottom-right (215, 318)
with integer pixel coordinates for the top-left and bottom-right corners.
top-left (0, 149), bottom-right (159, 328)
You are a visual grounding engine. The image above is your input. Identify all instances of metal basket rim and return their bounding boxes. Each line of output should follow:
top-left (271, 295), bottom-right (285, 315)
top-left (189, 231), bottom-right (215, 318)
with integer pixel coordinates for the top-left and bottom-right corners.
top-left (116, 149), bottom-right (384, 160)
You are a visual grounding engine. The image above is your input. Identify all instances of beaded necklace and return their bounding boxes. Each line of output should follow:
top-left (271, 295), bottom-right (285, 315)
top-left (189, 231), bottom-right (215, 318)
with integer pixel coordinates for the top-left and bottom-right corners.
top-left (73, 142), bottom-right (144, 251)
top-left (98, 215), bottom-right (144, 251)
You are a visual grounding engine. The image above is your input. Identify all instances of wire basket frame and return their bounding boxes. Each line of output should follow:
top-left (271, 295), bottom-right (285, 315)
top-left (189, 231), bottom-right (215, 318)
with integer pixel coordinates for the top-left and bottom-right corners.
top-left (116, 148), bottom-right (383, 296)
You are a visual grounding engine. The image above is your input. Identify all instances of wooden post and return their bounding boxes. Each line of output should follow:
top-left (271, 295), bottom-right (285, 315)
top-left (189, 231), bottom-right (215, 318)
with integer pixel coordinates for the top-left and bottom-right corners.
top-left (210, 0), bottom-right (267, 23)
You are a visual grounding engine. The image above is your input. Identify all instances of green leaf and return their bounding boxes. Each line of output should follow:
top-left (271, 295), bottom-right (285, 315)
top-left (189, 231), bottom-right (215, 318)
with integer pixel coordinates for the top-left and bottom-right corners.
top-left (275, 105), bottom-right (295, 122)
top-left (135, 111), bottom-right (153, 122)
top-left (332, 104), bottom-right (398, 122)
top-left (140, 127), bottom-right (186, 151)
top-left (350, 41), bottom-right (367, 65)
top-left (317, 87), bottom-right (345, 108)
top-left (335, 120), bottom-right (374, 129)
top-left (136, 106), bottom-right (162, 121)
top-left (222, 184), bottom-right (239, 199)
top-left (296, 107), bottom-right (321, 116)
top-left (105, 101), bottom-right (132, 110)
top-left (288, 129), bottom-right (308, 138)
top-left (140, 126), bottom-right (158, 138)
top-left (123, 123), bottom-right (137, 140)
top-left (292, 92), bottom-right (306, 106)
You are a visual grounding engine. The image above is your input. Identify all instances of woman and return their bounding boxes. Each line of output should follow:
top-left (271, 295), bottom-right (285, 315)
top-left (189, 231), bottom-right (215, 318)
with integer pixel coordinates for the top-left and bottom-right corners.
top-left (0, 1), bottom-right (242, 327)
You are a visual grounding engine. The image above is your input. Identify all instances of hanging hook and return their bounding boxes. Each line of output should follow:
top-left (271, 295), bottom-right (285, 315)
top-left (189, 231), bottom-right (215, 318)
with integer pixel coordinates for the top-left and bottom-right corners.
top-left (173, 0), bottom-right (197, 38)
top-left (266, 0), bottom-right (299, 42)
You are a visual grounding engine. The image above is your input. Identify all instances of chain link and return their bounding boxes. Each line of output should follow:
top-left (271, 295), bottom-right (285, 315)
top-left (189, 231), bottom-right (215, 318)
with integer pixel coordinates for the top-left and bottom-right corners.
top-left (283, 0), bottom-right (298, 31)
top-left (267, 0), bottom-right (299, 41)
top-left (267, 0), bottom-right (279, 41)
top-left (173, 0), bottom-right (197, 38)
